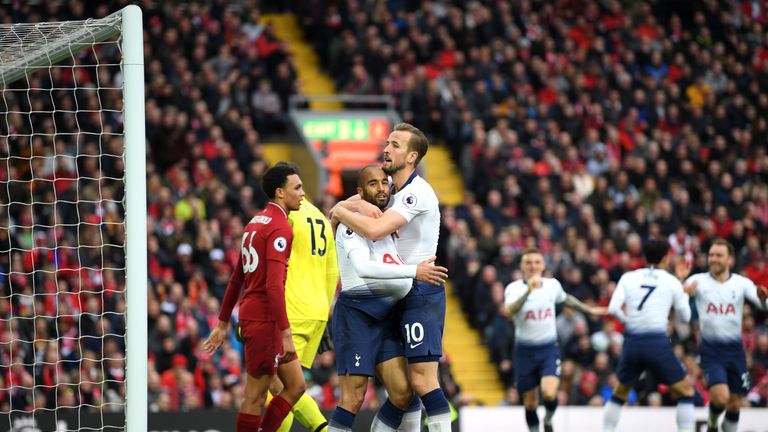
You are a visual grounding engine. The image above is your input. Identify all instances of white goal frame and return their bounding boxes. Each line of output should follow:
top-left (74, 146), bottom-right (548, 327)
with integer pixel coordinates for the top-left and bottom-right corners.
top-left (0, 5), bottom-right (146, 431)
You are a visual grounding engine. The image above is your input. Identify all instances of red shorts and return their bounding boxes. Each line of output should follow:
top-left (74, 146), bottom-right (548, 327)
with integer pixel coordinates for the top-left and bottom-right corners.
top-left (240, 319), bottom-right (281, 377)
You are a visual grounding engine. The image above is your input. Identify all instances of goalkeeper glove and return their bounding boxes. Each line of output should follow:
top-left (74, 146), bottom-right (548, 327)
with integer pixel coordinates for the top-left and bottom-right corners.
top-left (318, 322), bottom-right (333, 354)
top-left (234, 321), bottom-right (244, 343)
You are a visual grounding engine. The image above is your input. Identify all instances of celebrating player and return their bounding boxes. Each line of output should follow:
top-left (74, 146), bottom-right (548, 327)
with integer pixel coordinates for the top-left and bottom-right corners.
top-left (203, 162), bottom-right (306, 432)
top-left (328, 165), bottom-right (447, 432)
top-left (504, 247), bottom-right (607, 432)
top-left (332, 123), bottom-right (451, 431)
top-left (603, 239), bottom-right (695, 432)
top-left (684, 239), bottom-right (768, 432)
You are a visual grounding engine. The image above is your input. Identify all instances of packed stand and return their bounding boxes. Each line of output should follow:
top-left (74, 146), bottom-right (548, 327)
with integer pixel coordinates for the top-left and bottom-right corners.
top-left (2, 0), bottom-right (768, 415)
top-left (0, 1), bottom-right (131, 413)
top-left (0, 0), bottom-right (466, 415)
top-left (307, 0), bottom-right (768, 407)
top-left (0, 0), bottom-right (297, 413)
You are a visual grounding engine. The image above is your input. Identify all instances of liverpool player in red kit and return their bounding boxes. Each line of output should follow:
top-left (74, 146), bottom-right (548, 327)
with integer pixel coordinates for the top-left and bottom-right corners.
top-left (203, 162), bottom-right (306, 432)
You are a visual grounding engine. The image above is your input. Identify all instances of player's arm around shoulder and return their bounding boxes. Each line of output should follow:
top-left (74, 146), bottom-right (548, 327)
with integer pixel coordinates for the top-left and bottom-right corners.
top-left (333, 206), bottom-right (407, 240)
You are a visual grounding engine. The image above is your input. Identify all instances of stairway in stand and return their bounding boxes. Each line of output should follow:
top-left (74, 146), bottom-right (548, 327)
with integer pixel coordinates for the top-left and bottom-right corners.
top-left (423, 147), bottom-right (505, 405)
top-left (443, 283), bottom-right (506, 405)
top-left (422, 145), bottom-right (463, 206)
top-left (260, 14), bottom-right (340, 111)
top-left (259, 14), bottom-right (340, 199)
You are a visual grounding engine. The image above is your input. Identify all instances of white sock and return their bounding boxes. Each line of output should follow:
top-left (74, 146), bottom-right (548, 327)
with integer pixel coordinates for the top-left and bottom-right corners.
top-left (722, 411), bottom-right (739, 432)
top-left (676, 398), bottom-right (694, 432)
top-left (426, 413), bottom-right (452, 432)
top-left (603, 398), bottom-right (623, 432)
top-left (397, 409), bottom-right (422, 432)
top-left (328, 426), bottom-right (352, 432)
top-left (371, 417), bottom-right (398, 432)
top-left (528, 425), bottom-right (539, 432)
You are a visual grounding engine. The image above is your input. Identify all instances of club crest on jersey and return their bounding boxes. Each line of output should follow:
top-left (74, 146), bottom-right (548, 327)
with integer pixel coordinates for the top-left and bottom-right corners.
top-left (402, 193), bottom-right (417, 208)
top-left (274, 237), bottom-right (287, 252)
top-left (343, 227), bottom-right (355, 238)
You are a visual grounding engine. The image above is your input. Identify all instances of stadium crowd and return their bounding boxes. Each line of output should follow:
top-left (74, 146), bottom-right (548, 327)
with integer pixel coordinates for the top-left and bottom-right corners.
top-left (304, 0), bottom-right (768, 408)
top-left (0, 0), bottom-right (768, 418)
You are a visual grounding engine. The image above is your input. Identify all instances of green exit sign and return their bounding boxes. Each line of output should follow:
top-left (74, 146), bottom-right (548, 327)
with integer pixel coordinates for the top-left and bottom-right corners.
top-left (301, 118), bottom-right (390, 141)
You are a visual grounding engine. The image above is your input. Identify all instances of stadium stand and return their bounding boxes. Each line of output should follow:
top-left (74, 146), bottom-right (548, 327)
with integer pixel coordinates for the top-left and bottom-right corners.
top-left (2, 0), bottom-right (768, 416)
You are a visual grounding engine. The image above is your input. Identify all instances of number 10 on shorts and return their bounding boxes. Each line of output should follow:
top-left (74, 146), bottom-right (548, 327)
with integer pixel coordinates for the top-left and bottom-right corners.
top-left (404, 322), bottom-right (424, 348)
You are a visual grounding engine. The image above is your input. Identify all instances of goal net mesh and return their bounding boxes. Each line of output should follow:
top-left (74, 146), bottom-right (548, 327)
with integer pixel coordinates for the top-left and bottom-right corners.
top-left (0, 13), bottom-right (126, 431)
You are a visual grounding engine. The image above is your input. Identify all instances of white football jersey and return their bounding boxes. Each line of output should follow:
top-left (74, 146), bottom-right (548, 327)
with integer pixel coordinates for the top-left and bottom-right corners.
top-left (388, 173), bottom-right (440, 265)
top-left (504, 278), bottom-right (567, 345)
top-left (335, 223), bottom-right (413, 300)
top-left (609, 267), bottom-right (691, 334)
top-left (685, 272), bottom-right (766, 343)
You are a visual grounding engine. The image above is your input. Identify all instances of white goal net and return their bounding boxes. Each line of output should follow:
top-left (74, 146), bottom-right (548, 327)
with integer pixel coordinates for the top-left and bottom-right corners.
top-left (0, 7), bottom-right (145, 432)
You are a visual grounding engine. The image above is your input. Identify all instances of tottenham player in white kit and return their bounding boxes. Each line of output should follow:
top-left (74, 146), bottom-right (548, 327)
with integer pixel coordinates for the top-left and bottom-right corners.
top-left (505, 248), bottom-right (607, 432)
top-left (332, 124), bottom-right (451, 432)
top-left (329, 165), bottom-right (447, 432)
top-left (603, 239), bottom-right (696, 432)
top-left (684, 239), bottom-right (768, 432)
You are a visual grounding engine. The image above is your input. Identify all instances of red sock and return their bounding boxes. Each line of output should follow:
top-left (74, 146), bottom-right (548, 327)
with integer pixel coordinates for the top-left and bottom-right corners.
top-left (259, 395), bottom-right (293, 432)
top-left (237, 412), bottom-right (261, 432)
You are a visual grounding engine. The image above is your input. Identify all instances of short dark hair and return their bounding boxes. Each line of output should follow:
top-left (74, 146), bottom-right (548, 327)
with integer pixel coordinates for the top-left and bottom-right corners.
top-left (394, 123), bottom-right (429, 165)
top-left (520, 247), bottom-right (543, 258)
top-left (643, 239), bottom-right (669, 265)
top-left (261, 162), bottom-right (299, 199)
top-left (710, 238), bottom-right (735, 257)
top-left (358, 164), bottom-right (384, 188)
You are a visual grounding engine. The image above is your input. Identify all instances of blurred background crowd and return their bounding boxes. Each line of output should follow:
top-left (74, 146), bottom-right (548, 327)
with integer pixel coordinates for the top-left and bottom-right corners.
top-left (1, 0), bottom-right (768, 416)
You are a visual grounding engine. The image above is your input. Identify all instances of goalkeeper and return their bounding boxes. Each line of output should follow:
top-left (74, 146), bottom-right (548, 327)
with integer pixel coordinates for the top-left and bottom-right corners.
top-left (256, 197), bottom-right (339, 432)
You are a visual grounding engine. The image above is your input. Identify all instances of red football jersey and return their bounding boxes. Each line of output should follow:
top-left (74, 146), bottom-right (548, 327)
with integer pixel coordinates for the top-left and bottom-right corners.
top-left (219, 202), bottom-right (293, 329)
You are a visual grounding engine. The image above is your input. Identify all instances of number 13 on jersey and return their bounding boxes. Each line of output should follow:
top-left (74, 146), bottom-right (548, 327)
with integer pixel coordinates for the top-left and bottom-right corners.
top-left (306, 218), bottom-right (327, 256)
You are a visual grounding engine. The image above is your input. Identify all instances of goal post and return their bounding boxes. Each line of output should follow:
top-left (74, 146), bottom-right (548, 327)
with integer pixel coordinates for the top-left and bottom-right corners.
top-left (0, 5), bottom-right (145, 431)
top-left (121, 5), bottom-right (147, 432)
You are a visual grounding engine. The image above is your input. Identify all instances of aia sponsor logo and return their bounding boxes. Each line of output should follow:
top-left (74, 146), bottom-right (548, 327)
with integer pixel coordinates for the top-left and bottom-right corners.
top-left (706, 303), bottom-right (736, 315)
top-left (523, 308), bottom-right (554, 320)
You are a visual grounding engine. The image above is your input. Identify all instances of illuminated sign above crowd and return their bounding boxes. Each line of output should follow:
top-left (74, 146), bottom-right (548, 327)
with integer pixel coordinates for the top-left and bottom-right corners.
top-left (301, 118), bottom-right (390, 142)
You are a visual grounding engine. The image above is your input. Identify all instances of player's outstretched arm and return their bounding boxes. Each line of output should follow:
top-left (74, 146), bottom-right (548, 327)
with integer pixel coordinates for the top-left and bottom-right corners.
top-left (414, 257), bottom-right (448, 286)
top-left (564, 294), bottom-right (608, 316)
top-left (758, 284), bottom-right (768, 304)
top-left (746, 281), bottom-right (768, 309)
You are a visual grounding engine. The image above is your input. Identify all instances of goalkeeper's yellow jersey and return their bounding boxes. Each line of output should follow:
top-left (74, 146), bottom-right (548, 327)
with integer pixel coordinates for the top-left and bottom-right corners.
top-left (286, 198), bottom-right (339, 321)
